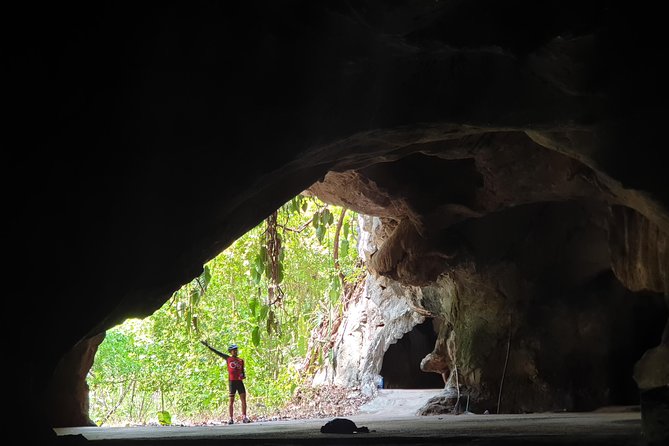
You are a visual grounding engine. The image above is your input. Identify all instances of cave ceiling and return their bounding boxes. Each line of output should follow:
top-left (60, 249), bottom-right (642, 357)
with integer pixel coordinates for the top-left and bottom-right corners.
top-left (307, 130), bottom-right (667, 287)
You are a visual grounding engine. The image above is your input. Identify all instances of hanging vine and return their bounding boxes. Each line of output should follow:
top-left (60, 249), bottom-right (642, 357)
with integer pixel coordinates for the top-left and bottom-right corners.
top-left (170, 265), bottom-right (212, 335)
top-left (264, 210), bottom-right (283, 338)
top-left (265, 210), bottom-right (284, 306)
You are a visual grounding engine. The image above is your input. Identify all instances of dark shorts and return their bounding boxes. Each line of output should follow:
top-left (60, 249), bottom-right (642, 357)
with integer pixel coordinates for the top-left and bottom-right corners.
top-left (229, 380), bottom-right (246, 396)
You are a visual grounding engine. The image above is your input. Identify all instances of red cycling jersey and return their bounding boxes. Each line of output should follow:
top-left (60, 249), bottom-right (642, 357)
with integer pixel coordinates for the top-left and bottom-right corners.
top-left (225, 356), bottom-right (245, 381)
top-left (202, 341), bottom-right (246, 381)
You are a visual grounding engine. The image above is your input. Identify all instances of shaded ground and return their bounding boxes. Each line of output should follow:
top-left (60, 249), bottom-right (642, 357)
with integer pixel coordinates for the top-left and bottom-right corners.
top-left (55, 389), bottom-right (646, 445)
top-left (54, 410), bottom-right (643, 445)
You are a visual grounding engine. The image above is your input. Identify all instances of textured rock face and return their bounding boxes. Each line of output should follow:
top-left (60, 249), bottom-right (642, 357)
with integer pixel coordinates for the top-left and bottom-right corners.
top-left (315, 211), bottom-right (666, 415)
top-left (9, 1), bottom-right (668, 443)
top-left (609, 206), bottom-right (669, 294)
top-left (44, 333), bottom-right (105, 427)
top-left (312, 271), bottom-right (427, 396)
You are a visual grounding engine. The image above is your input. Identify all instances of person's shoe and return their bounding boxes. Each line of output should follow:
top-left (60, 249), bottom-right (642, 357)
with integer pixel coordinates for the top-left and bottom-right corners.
top-left (228, 418), bottom-right (234, 425)
top-left (242, 416), bottom-right (250, 423)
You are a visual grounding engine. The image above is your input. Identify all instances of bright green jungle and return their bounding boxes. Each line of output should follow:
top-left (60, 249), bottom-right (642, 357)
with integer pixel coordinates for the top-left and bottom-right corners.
top-left (88, 195), bottom-right (364, 426)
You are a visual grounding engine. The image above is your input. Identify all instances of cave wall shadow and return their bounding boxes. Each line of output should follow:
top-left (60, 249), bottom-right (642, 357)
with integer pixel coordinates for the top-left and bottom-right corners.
top-left (380, 320), bottom-right (445, 389)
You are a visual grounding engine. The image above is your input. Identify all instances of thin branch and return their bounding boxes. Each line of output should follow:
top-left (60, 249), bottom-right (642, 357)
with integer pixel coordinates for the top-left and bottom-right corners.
top-left (194, 277), bottom-right (206, 294)
top-left (497, 329), bottom-right (512, 414)
top-left (453, 363), bottom-right (461, 414)
top-left (100, 383), bottom-right (131, 426)
top-left (277, 217), bottom-right (314, 233)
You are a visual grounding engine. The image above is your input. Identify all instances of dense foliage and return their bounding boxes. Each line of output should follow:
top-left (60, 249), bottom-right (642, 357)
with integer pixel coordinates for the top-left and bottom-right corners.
top-left (88, 195), bottom-right (364, 426)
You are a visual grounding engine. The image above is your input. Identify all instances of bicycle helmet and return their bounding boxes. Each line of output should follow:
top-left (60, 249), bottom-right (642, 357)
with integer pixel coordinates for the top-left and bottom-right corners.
top-left (228, 344), bottom-right (239, 351)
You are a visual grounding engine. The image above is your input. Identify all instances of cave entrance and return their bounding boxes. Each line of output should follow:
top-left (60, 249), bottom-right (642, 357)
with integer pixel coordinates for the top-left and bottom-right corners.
top-left (380, 319), bottom-right (445, 389)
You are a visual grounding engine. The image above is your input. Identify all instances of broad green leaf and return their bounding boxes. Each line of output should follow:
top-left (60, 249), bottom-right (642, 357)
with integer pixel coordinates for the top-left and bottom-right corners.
top-left (329, 286), bottom-right (339, 301)
top-left (316, 225), bottom-right (325, 243)
top-left (189, 288), bottom-right (199, 306)
top-left (340, 239), bottom-right (349, 256)
top-left (254, 255), bottom-right (265, 274)
top-left (277, 262), bottom-right (284, 284)
top-left (249, 297), bottom-right (259, 317)
top-left (202, 265), bottom-right (211, 288)
top-left (252, 326), bottom-right (260, 346)
top-left (251, 268), bottom-right (261, 284)
top-left (259, 304), bottom-right (269, 321)
top-left (157, 411), bottom-right (172, 426)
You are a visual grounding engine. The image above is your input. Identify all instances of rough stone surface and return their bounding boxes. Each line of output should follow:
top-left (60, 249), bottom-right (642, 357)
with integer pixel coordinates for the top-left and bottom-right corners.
top-left (313, 268), bottom-right (426, 397)
top-left (313, 209), bottom-right (667, 416)
top-left (45, 333), bottom-right (106, 427)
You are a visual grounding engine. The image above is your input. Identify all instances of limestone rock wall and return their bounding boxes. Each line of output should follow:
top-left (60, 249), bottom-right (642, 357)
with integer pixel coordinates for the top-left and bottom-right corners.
top-left (316, 206), bottom-right (667, 415)
top-left (609, 206), bottom-right (669, 295)
top-left (313, 216), bottom-right (427, 395)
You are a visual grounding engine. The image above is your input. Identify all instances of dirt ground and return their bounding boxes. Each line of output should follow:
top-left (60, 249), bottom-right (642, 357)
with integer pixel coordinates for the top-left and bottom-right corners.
top-left (265, 385), bottom-right (375, 421)
top-left (184, 384), bottom-right (375, 426)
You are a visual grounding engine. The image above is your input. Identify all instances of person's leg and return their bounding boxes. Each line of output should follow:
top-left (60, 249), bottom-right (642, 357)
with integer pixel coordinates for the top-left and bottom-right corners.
top-left (240, 392), bottom-right (247, 419)
top-left (238, 381), bottom-right (249, 422)
top-left (228, 380), bottom-right (236, 423)
top-left (228, 394), bottom-right (235, 421)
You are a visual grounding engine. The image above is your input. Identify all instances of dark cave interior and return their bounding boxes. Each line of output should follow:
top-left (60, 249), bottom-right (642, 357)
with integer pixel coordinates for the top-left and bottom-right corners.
top-left (381, 320), bottom-right (445, 389)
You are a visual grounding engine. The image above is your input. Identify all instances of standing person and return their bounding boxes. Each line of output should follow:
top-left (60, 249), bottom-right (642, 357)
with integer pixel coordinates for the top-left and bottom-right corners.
top-left (200, 340), bottom-right (250, 424)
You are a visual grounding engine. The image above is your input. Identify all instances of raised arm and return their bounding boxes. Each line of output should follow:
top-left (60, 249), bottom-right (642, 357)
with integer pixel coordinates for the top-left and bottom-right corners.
top-left (200, 340), bottom-right (229, 359)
